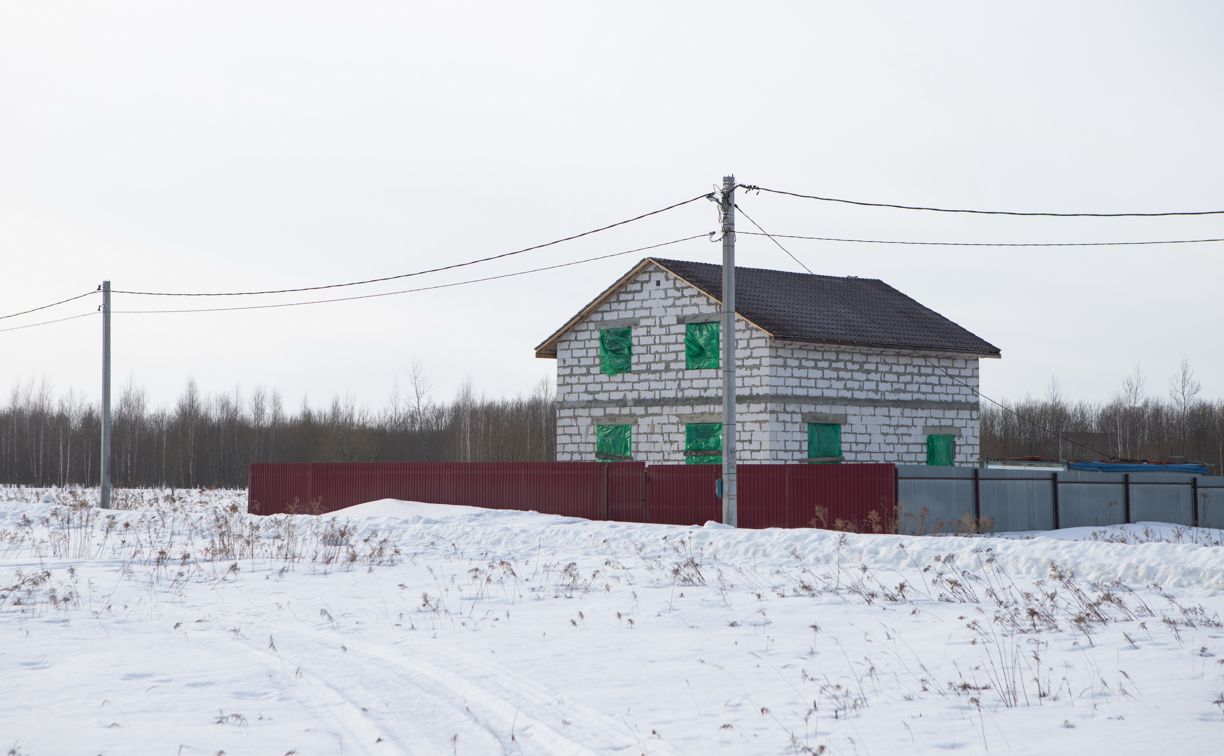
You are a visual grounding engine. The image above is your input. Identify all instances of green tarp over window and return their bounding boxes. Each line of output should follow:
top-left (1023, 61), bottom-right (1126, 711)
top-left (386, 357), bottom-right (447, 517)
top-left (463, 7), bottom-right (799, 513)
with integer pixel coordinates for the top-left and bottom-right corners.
top-left (596, 424), bottom-right (632, 461)
top-left (807, 423), bottom-right (842, 462)
top-left (926, 434), bottom-right (956, 466)
top-left (599, 327), bottom-right (632, 375)
top-left (685, 322), bottom-right (719, 370)
top-left (685, 422), bottom-right (722, 465)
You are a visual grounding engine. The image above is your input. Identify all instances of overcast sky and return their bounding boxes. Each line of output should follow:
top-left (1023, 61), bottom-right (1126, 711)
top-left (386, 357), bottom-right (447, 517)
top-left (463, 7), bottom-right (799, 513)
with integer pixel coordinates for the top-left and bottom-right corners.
top-left (2, 2), bottom-right (1222, 412)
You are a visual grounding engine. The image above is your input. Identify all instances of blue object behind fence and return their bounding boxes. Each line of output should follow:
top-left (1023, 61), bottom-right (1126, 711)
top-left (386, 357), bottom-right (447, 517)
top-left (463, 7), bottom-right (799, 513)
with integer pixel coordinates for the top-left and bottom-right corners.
top-left (1067, 461), bottom-right (1210, 475)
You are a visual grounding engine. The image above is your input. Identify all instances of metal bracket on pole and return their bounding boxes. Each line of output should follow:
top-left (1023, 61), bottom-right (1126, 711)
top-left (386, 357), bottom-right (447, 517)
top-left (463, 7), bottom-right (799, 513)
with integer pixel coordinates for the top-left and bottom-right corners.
top-left (100, 280), bottom-right (111, 509)
top-left (720, 176), bottom-right (737, 527)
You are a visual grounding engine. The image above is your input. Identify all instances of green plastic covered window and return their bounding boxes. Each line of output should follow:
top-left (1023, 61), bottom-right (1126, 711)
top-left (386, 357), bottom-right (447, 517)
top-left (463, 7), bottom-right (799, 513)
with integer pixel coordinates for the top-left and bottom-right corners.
top-left (599, 327), bottom-right (632, 375)
top-left (926, 434), bottom-right (956, 466)
top-left (685, 422), bottom-right (722, 465)
top-left (685, 322), bottom-right (720, 370)
top-left (807, 423), bottom-right (842, 462)
top-left (596, 424), bottom-right (632, 461)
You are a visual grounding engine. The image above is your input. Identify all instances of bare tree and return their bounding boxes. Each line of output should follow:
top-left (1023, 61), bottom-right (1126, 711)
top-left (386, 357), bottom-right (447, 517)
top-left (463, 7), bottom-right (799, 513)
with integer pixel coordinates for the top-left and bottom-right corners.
top-left (1122, 363), bottom-right (1146, 408)
top-left (1169, 358), bottom-right (1202, 416)
top-left (409, 359), bottom-right (432, 431)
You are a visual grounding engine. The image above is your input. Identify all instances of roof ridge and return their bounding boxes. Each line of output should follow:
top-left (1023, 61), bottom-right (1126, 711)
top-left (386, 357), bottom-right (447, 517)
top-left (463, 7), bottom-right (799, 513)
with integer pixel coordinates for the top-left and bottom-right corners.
top-left (649, 256), bottom-right (885, 284)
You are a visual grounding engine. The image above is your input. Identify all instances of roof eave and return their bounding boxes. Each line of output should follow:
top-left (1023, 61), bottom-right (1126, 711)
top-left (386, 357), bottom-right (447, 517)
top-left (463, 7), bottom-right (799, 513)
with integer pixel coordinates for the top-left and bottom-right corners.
top-left (770, 336), bottom-right (1001, 359)
top-left (533, 258), bottom-right (657, 359)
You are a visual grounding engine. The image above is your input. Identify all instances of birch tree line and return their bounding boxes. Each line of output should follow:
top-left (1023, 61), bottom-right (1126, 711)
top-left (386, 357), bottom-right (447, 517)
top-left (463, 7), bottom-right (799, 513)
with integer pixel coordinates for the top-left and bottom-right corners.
top-left (981, 361), bottom-right (1224, 471)
top-left (0, 368), bottom-right (556, 488)
top-left (1, 360), bottom-right (1221, 488)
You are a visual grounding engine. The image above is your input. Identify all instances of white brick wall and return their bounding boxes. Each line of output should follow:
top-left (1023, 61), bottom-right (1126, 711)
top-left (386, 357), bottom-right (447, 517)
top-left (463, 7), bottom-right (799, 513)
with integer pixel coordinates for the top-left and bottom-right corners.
top-left (764, 343), bottom-right (981, 465)
top-left (551, 264), bottom-right (983, 465)
top-left (556, 268), bottom-right (768, 406)
top-left (768, 343), bottom-right (978, 404)
top-left (767, 403), bottom-right (980, 466)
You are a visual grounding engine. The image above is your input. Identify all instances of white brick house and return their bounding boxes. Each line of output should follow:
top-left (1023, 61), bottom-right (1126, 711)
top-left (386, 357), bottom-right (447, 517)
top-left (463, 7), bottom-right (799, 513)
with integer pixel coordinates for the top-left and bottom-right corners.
top-left (535, 258), bottom-right (1000, 466)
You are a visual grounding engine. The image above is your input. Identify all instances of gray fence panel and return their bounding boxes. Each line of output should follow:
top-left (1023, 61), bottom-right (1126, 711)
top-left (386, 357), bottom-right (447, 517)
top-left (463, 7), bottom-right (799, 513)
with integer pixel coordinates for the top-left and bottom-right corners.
top-left (1057, 471), bottom-right (1127, 528)
top-left (1198, 477), bottom-right (1224, 529)
top-left (1129, 473), bottom-right (1195, 526)
top-left (979, 469), bottom-right (1055, 532)
top-left (897, 468), bottom-right (1217, 535)
top-left (897, 466), bottom-right (973, 534)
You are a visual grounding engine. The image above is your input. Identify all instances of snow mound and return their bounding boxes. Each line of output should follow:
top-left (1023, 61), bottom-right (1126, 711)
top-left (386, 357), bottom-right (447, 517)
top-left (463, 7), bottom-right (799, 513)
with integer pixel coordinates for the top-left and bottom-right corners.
top-left (322, 498), bottom-right (493, 522)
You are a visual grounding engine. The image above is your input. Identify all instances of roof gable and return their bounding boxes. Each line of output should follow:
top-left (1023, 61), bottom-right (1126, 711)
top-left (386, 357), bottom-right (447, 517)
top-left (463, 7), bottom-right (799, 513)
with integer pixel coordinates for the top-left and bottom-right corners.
top-left (534, 259), bottom-right (662, 358)
top-left (535, 257), bottom-right (1001, 358)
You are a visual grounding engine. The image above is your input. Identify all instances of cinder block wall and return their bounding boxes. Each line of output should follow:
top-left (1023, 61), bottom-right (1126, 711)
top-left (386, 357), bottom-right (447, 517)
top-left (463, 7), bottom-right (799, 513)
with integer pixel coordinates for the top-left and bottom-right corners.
top-left (766, 344), bottom-right (981, 465)
top-left (553, 265), bottom-right (981, 465)
top-left (555, 267), bottom-right (772, 463)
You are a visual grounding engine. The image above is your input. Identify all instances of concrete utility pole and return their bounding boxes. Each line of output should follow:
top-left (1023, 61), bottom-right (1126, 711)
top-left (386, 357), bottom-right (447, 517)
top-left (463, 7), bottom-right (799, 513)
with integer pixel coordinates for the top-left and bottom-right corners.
top-left (720, 176), bottom-right (737, 527)
top-left (100, 280), bottom-right (111, 510)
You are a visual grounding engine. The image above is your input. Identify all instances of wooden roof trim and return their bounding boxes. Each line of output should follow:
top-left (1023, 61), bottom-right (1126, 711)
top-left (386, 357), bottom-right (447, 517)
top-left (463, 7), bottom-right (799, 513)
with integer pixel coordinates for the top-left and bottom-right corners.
top-left (770, 337), bottom-right (1002, 360)
top-left (533, 258), bottom-right (655, 358)
top-left (533, 257), bottom-right (776, 359)
top-left (647, 258), bottom-right (775, 338)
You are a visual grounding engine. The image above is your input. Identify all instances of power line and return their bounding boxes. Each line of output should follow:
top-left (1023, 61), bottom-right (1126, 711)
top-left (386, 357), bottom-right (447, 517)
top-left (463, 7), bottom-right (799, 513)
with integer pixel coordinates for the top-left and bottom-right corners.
top-left (0, 290), bottom-right (98, 322)
top-left (913, 358), bottom-right (1114, 460)
top-left (111, 234), bottom-right (710, 315)
top-left (737, 231), bottom-right (1224, 247)
top-left (0, 311), bottom-right (98, 334)
top-left (733, 204), bottom-right (812, 273)
top-left (114, 193), bottom-right (715, 297)
top-left (739, 184), bottom-right (1224, 217)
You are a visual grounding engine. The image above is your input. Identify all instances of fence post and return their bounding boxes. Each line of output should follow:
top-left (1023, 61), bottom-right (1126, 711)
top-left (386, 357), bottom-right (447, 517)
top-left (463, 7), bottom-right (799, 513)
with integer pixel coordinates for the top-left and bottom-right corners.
top-left (1123, 473), bottom-right (1131, 524)
top-left (972, 467), bottom-right (981, 527)
top-left (894, 466), bottom-right (901, 534)
top-left (642, 464), bottom-right (650, 523)
top-left (1051, 471), bottom-right (1060, 530)
top-left (1192, 476), bottom-right (1199, 528)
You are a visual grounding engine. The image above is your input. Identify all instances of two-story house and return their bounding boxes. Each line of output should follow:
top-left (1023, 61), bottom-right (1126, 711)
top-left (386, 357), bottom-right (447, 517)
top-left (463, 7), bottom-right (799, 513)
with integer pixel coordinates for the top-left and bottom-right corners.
top-left (534, 257), bottom-right (1000, 466)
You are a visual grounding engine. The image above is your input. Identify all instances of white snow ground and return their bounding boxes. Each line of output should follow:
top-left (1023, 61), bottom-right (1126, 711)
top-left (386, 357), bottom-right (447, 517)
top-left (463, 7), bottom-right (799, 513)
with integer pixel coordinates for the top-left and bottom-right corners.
top-left (1, 487), bottom-right (1222, 755)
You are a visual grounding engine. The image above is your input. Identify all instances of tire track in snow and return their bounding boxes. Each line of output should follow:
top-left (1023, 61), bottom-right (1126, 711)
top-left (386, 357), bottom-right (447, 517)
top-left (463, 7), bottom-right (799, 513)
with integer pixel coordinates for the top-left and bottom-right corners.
top-left (238, 628), bottom-right (504, 755)
top-left (267, 625), bottom-right (678, 755)
top-left (222, 626), bottom-right (415, 755)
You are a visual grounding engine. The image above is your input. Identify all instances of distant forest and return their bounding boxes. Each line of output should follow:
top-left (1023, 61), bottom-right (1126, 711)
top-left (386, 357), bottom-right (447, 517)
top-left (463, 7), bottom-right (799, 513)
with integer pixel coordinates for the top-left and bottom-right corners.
top-left (980, 362), bottom-right (1222, 471)
top-left (0, 365), bottom-right (555, 489)
top-left (0, 362), bottom-right (1220, 488)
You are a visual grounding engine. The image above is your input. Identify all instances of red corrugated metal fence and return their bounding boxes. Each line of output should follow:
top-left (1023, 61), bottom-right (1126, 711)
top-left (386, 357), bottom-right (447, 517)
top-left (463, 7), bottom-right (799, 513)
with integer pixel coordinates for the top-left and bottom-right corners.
top-left (738, 464), bottom-right (896, 530)
top-left (249, 462), bottom-right (897, 532)
top-left (248, 462), bottom-right (638, 520)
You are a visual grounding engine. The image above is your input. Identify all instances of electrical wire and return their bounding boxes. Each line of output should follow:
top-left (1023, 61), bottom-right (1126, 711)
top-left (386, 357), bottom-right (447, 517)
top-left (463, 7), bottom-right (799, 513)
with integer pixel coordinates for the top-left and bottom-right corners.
top-left (736, 231), bottom-right (1224, 247)
top-left (0, 311), bottom-right (98, 334)
top-left (111, 234), bottom-right (711, 315)
top-left (738, 184), bottom-right (1224, 217)
top-left (0, 290), bottom-right (98, 322)
top-left (925, 359), bottom-right (1121, 455)
top-left (114, 193), bottom-right (715, 297)
top-left (734, 203), bottom-right (813, 273)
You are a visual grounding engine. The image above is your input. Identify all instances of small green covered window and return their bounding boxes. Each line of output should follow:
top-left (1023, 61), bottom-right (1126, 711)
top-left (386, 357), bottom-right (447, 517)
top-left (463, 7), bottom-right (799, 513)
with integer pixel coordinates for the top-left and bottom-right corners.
top-left (926, 434), bottom-right (956, 466)
top-left (599, 327), bottom-right (632, 375)
top-left (596, 424), bottom-right (632, 461)
top-left (684, 422), bottom-right (722, 465)
top-left (807, 423), bottom-right (842, 463)
top-left (685, 322), bottom-right (720, 370)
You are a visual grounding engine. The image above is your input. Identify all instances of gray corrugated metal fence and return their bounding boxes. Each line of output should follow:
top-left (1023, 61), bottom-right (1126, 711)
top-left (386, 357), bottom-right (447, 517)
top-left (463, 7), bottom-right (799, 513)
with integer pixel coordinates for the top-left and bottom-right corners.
top-left (898, 467), bottom-right (1224, 534)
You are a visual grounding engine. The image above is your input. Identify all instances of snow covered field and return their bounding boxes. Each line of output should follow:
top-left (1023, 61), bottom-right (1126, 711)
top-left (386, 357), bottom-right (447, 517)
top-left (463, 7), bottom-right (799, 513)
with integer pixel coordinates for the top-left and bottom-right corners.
top-left (1, 487), bottom-right (1222, 755)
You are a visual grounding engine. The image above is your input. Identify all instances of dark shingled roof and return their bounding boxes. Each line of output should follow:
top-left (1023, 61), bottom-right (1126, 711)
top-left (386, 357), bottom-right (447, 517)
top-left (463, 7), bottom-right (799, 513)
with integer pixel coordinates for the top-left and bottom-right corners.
top-left (651, 258), bottom-right (1000, 357)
